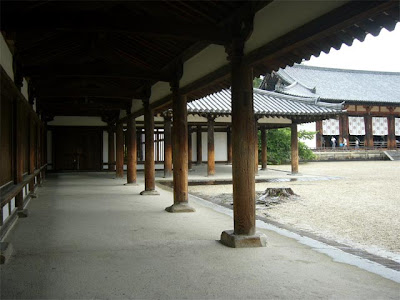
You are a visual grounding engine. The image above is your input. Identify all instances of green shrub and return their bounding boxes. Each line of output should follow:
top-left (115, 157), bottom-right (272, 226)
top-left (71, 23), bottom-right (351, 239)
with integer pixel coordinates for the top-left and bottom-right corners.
top-left (258, 128), bottom-right (315, 165)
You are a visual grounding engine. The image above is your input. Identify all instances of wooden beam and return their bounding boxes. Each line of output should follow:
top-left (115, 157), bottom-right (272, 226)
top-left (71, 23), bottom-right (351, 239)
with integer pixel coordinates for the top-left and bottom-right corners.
top-left (24, 64), bottom-right (173, 82)
top-left (35, 88), bottom-right (140, 99)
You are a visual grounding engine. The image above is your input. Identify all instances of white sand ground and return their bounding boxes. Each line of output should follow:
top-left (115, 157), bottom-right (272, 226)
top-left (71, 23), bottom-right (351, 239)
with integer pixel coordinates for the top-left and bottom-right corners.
top-left (188, 161), bottom-right (400, 262)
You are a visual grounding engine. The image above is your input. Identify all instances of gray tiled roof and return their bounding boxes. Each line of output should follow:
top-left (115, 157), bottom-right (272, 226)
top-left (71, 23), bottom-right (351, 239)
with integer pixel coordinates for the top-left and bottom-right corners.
top-left (276, 64), bottom-right (400, 104)
top-left (187, 88), bottom-right (342, 117)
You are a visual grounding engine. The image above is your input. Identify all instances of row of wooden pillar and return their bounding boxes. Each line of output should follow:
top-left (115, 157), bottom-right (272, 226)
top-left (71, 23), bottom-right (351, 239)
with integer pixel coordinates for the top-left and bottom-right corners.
top-left (108, 118), bottom-right (300, 182)
top-left (316, 113), bottom-right (398, 149)
top-left (105, 30), bottom-right (300, 246)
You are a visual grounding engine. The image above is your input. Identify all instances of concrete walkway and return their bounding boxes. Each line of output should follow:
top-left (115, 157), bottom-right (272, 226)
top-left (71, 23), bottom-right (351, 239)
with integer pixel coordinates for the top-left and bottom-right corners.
top-left (1, 171), bottom-right (399, 299)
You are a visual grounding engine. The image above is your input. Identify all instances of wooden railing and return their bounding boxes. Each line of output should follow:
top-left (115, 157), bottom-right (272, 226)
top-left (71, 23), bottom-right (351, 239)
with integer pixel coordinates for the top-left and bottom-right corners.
top-left (0, 164), bottom-right (47, 230)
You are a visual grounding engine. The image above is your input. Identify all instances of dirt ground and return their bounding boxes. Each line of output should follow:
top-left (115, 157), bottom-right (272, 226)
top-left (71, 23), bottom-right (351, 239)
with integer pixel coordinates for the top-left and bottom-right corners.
top-left (188, 161), bottom-right (400, 263)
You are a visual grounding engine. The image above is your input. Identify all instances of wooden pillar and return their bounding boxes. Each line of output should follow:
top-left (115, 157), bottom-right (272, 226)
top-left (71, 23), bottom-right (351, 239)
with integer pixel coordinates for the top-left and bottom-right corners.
top-left (227, 126), bottom-right (232, 164)
top-left (166, 81), bottom-right (194, 212)
top-left (42, 123), bottom-right (47, 181)
top-left (220, 35), bottom-right (266, 247)
top-left (29, 117), bottom-right (36, 195)
top-left (108, 126), bottom-right (115, 171)
top-left (163, 115), bottom-right (173, 178)
top-left (140, 100), bottom-right (158, 195)
top-left (316, 120), bottom-right (323, 148)
top-left (261, 126), bottom-right (267, 170)
top-left (37, 122), bottom-right (42, 184)
top-left (207, 116), bottom-right (215, 176)
top-left (196, 125), bottom-right (202, 164)
top-left (254, 119), bottom-right (259, 174)
top-left (188, 126), bottom-right (193, 170)
top-left (339, 114), bottom-right (349, 145)
top-left (291, 123), bottom-right (299, 174)
top-left (137, 129), bottom-right (143, 161)
top-left (13, 99), bottom-right (27, 217)
top-left (126, 117), bottom-right (137, 184)
top-left (115, 123), bottom-right (124, 178)
top-left (387, 114), bottom-right (396, 149)
top-left (364, 109), bottom-right (373, 148)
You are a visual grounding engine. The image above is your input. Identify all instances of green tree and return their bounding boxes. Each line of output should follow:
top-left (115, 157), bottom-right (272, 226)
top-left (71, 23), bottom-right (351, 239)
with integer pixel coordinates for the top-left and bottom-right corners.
top-left (253, 77), bottom-right (263, 88)
top-left (258, 128), bottom-right (315, 165)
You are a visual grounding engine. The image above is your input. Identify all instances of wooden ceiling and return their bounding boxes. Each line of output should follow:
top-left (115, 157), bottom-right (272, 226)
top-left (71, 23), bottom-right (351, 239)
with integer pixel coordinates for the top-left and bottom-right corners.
top-left (1, 1), bottom-right (399, 123)
top-left (1, 1), bottom-right (266, 121)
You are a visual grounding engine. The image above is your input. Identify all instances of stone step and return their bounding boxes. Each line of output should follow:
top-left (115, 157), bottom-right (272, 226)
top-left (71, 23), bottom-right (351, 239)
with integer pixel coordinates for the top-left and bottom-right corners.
top-left (383, 150), bottom-right (400, 161)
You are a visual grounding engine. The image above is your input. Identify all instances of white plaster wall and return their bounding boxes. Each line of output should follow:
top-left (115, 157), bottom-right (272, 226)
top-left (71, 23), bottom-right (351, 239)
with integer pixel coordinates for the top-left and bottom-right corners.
top-left (47, 131), bottom-right (53, 170)
top-left (180, 44), bottom-right (227, 87)
top-left (48, 116), bottom-right (107, 126)
top-left (21, 78), bottom-right (28, 99)
top-left (246, 1), bottom-right (347, 53)
top-left (216, 116), bottom-right (231, 123)
top-left (258, 117), bottom-right (291, 124)
top-left (103, 131), bottom-right (108, 167)
top-left (191, 132), bottom-right (197, 161)
top-left (298, 122), bottom-right (317, 149)
top-left (188, 115), bottom-right (207, 122)
top-left (199, 132), bottom-right (227, 162)
top-left (131, 100), bottom-right (143, 113)
top-left (201, 132), bottom-right (208, 160)
top-left (0, 33), bottom-right (14, 79)
top-left (215, 132), bottom-right (228, 161)
top-left (10, 198), bottom-right (15, 211)
top-left (150, 82), bottom-right (171, 104)
top-left (1, 33), bottom-right (30, 104)
top-left (2, 205), bottom-right (10, 222)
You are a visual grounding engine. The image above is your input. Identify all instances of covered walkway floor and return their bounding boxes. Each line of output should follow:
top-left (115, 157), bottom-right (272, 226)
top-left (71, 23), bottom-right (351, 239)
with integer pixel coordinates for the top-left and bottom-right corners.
top-left (1, 171), bottom-right (399, 299)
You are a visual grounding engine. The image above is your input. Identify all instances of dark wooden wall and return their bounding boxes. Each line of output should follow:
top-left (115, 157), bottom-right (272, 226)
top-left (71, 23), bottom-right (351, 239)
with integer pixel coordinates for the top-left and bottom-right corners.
top-left (0, 85), bottom-right (13, 186)
top-left (52, 127), bottom-right (102, 171)
top-left (0, 66), bottom-right (45, 187)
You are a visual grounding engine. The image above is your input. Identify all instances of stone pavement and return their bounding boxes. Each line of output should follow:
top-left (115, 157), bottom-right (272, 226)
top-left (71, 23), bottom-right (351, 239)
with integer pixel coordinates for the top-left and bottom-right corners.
top-left (1, 171), bottom-right (399, 299)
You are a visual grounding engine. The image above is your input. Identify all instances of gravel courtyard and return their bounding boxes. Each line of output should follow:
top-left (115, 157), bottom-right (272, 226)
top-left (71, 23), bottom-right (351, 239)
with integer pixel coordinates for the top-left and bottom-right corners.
top-left (188, 161), bottom-right (400, 263)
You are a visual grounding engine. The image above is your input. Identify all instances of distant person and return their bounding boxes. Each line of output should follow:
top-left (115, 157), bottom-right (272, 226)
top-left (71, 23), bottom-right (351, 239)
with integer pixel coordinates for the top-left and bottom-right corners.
top-left (331, 136), bottom-right (336, 149)
top-left (355, 138), bottom-right (360, 149)
top-left (343, 138), bottom-right (348, 149)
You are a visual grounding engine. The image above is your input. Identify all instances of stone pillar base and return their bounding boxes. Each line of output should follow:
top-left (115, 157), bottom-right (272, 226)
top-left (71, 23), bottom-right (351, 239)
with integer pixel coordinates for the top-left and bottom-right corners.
top-left (220, 230), bottom-right (267, 248)
top-left (0, 242), bottom-right (13, 264)
top-left (17, 209), bottom-right (28, 218)
top-left (124, 182), bottom-right (138, 186)
top-left (30, 192), bottom-right (37, 198)
top-left (165, 203), bottom-right (195, 213)
top-left (140, 190), bottom-right (160, 196)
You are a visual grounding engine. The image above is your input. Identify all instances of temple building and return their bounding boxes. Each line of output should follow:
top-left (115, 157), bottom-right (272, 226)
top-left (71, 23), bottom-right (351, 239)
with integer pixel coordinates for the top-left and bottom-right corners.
top-left (261, 64), bottom-right (400, 149)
